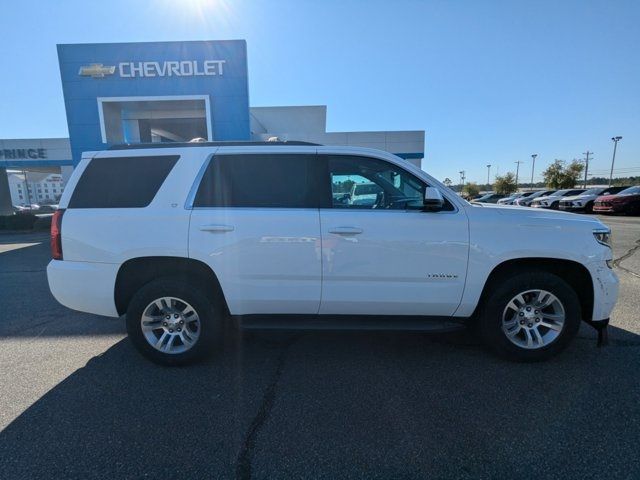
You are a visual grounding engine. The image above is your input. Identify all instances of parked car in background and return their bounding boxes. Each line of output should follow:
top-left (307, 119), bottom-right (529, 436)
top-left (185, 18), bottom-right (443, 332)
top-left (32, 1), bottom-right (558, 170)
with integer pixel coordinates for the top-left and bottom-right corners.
top-left (559, 186), bottom-right (629, 214)
top-left (593, 186), bottom-right (640, 215)
top-left (530, 189), bottom-right (586, 210)
top-left (350, 182), bottom-right (383, 206)
top-left (473, 193), bottom-right (506, 204)
top-left (37, 204), bottom-right (59, 213)
top-left (497, 191), bottom-right (536, 205)
top-left (514, 190), bottom-right (556, 207)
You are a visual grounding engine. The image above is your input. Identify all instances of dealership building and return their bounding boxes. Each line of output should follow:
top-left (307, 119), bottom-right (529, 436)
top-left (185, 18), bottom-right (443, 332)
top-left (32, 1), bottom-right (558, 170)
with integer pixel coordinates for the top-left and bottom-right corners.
top-left (0, 40), bottom-right (424, 213)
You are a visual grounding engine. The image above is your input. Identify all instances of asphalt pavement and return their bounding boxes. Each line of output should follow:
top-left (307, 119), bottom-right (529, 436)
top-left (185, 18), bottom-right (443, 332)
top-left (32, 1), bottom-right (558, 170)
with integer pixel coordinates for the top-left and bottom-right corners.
top-left (0, 215), bottom-right (639, 479)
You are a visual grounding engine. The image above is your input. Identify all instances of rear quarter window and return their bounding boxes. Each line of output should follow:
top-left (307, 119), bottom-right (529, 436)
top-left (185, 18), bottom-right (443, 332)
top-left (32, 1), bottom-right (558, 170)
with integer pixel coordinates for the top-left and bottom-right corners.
top-left (68, 155), bottom-right (179, 208)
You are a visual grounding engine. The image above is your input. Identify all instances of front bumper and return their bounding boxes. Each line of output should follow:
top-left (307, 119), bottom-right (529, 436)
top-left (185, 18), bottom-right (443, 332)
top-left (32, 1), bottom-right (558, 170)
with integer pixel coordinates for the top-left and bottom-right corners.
top-left (594, 203), bottom-right (625, 213)
top-left (558, 203), bottom-right (584, 211)
top-left (587, 260), bottom-right (619, 322)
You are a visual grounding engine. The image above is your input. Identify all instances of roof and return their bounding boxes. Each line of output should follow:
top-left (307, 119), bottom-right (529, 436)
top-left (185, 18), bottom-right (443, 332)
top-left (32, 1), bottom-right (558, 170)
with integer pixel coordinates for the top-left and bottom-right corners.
top-left (108, 141), bottom-right (320, 151)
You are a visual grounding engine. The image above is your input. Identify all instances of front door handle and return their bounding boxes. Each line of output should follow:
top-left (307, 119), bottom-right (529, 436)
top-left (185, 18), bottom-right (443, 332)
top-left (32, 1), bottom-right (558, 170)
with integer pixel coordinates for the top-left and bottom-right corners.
top-left (328, 226), bottom-right (363, 235)
top-left (200, 224), bottom-right (234, 233)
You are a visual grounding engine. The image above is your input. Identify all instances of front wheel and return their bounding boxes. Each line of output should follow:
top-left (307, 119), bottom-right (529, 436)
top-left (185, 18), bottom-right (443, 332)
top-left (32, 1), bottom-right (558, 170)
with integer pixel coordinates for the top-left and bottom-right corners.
top-left (584, 201), bottom-right (594, 214)
top-left (126, 278), bottom-right (222, 365)
top-left (479, 271), bottom-right (581, 361)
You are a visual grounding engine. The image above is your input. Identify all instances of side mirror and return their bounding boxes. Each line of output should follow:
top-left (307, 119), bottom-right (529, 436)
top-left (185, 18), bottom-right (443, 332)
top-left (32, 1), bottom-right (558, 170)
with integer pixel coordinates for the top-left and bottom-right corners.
top-left (424, 187), bottom-right (445, 211)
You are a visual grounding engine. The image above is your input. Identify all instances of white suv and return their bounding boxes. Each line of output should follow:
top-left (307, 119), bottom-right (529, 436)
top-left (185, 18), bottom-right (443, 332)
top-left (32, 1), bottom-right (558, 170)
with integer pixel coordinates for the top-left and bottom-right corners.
top-left (47, 142), bottom-right (619, 365)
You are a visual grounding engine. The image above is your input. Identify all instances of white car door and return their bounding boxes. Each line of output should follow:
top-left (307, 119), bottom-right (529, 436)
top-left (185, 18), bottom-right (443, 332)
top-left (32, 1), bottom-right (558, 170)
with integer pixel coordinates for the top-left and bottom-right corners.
top-left (188, 151), bottom-right (324, 315)
top-left (319, 154), bottom-right (469, 316)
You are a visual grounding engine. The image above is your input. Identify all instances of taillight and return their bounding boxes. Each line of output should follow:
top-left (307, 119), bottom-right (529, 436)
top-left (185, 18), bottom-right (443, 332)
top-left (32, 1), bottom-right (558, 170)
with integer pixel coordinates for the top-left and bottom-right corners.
top-left (51, 209), bottom-right (65, 260)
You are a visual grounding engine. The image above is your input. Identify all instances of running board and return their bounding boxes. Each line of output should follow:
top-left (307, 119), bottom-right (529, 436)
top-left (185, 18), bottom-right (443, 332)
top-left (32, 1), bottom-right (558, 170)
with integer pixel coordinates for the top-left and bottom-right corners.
top-left (235, 314), bottom-right (467, 332)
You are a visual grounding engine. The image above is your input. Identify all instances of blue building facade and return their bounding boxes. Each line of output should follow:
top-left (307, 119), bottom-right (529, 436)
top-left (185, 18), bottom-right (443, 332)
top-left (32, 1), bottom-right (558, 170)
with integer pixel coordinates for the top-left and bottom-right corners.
top-left (57, 40), bottom-right (251, 165)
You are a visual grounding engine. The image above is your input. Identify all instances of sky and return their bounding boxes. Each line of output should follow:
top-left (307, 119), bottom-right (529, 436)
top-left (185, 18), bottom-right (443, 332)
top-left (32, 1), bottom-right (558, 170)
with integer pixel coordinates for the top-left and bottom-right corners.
top-left (0, 0), bottom-right (638, 184)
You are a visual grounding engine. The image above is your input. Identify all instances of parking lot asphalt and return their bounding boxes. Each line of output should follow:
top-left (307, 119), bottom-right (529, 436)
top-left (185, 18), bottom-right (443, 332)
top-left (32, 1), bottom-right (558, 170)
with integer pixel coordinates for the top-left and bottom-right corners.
top-left (1, 215), bottom-right (639, 480)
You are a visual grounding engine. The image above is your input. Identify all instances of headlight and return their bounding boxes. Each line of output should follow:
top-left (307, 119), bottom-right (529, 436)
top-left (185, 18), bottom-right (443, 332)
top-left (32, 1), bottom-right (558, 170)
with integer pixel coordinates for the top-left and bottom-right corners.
top-left (593, 228), bottom-right (612, 248)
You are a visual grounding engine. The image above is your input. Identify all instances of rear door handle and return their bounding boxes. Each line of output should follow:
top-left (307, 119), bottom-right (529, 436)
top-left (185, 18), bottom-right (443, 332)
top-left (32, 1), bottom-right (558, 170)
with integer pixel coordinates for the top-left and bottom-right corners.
top-left (328, 226), bottom-right (363, 235)
top-left (199, 224), bottom-right (234, 233)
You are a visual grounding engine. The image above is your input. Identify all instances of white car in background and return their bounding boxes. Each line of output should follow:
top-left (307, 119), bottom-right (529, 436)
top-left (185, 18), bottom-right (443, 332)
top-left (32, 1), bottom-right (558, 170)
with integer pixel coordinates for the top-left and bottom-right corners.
top-left (514, 190), bottom-right (556, 207)
top-left (350, 182), bottom-right (383, 206)
top-left (497, 191), bottom-right (536, 205)
top-left (559, 186), bottom-right (629, 214)
top-left (530, 189), bottom-right (586, 210)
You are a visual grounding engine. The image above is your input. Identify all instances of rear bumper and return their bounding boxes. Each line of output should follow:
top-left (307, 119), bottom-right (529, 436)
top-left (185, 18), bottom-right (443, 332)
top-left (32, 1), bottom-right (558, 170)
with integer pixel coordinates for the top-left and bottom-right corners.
top-left (47, 260), bottom-right (120, 317)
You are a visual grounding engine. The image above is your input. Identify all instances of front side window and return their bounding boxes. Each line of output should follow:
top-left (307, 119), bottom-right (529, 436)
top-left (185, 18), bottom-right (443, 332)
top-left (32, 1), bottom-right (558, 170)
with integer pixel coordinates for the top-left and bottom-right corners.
top-left (326, 155), bottom-right (451, 211)
top-left (193, 154), bottom-right (327, 208)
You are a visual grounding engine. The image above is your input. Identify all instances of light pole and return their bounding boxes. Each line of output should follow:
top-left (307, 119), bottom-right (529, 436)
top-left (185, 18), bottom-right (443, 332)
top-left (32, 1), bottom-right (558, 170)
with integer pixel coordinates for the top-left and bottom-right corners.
top-left (459, 170), bottom-right (465, 189)
top-left (609, 136), bottom-right (622, 186)
top-left (530, 154), bottom-right (537, 190)
top-left (515, 161), bottom-right (524, 189)
top-left (583, 151), bottom-right (592, 188)
top-left (486, 164), bottom-right (491, 190)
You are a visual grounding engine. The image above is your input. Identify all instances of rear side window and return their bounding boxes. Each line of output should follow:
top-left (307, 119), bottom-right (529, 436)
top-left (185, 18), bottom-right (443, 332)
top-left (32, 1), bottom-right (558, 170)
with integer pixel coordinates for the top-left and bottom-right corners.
top-left (193, 154), bottom-right (328, 208)
top-left (68, 155), bottom-right (179, 208)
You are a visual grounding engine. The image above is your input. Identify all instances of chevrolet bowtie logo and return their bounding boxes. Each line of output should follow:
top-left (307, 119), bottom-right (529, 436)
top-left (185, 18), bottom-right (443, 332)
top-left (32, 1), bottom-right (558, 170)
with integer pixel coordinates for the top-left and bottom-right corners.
top-left (78, 64), bottom-right (116, 78)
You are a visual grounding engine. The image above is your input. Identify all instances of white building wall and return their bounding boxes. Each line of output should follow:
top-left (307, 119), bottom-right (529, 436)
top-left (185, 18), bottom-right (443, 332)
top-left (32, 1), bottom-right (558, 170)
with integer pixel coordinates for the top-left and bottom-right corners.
top-left (8, 172), bottom-right (66, 206)
top-left (250, 106), bottom-right (425, 168)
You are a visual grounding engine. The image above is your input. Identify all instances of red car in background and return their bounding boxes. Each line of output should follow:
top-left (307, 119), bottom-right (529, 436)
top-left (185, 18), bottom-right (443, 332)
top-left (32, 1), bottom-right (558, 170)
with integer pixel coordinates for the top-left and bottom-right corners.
top-left (593, 186), bottom-right (640, 215)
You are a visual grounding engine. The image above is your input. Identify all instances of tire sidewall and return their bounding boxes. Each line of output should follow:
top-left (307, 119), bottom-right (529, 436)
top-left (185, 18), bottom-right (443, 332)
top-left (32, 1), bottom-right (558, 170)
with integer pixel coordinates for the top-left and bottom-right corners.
top-left (480, 271), bottom-right (581, 362)
top-left (126, 278), bottom-right (221, 366)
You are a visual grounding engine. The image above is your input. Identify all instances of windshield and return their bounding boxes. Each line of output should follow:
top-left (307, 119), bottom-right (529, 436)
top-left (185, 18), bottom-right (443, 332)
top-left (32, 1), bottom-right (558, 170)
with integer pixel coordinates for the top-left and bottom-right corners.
top-left (618, 186), bottom-right (640, 195)
top-left (580, 188), bottom-right (604, 196)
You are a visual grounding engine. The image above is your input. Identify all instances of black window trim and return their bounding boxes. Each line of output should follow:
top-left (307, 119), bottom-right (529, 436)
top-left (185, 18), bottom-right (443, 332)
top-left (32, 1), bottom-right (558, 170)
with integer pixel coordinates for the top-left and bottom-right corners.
top-left (185, 151), bottom-right (459, 214)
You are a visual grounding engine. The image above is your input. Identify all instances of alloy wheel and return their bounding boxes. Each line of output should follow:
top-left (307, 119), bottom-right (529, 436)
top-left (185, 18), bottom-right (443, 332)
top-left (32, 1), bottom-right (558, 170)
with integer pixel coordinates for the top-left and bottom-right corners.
top-left (501, 289), bottom-right (565, 349)
top-left (140, 296), bottom-right (201, 354)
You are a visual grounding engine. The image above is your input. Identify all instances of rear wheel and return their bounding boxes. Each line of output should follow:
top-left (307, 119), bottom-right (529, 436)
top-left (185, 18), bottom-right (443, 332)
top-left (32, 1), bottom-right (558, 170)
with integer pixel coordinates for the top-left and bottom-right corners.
top-left (126, 277), bottom-right (222, 365)
top-left (479, 271), bottom-right (581, 361)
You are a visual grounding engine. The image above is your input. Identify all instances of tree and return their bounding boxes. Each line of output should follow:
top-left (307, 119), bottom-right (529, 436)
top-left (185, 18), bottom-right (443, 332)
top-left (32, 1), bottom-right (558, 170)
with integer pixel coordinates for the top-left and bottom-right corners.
top-left (443, 178), bottom-right (452, 187)
top-left (542, 160), bottom-right (584, 189)
top-left (462, 182), bottom-right (481, 199)
top-left (494, 172), bottom-right (518, 195)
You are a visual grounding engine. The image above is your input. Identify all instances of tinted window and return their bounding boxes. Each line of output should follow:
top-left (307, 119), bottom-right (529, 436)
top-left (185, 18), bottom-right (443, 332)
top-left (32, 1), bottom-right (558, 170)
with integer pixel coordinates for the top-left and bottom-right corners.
top-left (193, 154), bottom-right (327, 208)
top-left (326, 155), bottom-right (454, 211)
top-left (69, 155), bottom-right (179, 208)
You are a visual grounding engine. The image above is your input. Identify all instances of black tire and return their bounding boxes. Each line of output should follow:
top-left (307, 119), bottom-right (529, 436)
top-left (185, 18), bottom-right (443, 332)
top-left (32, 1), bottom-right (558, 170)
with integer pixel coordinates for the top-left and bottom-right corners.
top-left (584, 201), bottom-right (594, 214)
top-left (126, 277), bottom-right (223, 366)
top-left (478, 270), bottom-right (581, 362)
top-left (626, 202), bottom-right (640, 216)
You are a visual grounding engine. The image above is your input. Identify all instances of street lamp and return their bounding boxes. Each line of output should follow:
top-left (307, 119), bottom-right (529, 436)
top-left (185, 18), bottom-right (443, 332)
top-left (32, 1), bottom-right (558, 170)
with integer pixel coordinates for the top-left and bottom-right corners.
top-left (609, 136), bottom-right (622, 186)
top-left (514, 161), bottom-right (524, 189)
top-left (530, 154), bottom-right (537, 190)
top-left (486, 164), bottom-right (491, 190)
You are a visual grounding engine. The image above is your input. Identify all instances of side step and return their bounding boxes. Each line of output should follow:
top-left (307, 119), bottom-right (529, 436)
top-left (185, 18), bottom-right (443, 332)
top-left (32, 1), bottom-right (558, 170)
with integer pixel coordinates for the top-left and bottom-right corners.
top-left (235, 314), bottom-right (467, 333)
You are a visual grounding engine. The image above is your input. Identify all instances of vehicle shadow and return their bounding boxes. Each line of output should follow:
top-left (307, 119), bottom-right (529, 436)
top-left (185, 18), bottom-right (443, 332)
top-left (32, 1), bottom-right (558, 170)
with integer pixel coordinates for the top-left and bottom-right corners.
top-left (1, 325), bottom-right (639, 479)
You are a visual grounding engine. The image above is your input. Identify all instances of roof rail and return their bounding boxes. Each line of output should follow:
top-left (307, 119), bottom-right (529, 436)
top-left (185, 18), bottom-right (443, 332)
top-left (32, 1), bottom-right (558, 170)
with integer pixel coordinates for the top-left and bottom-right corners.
top-left (108, 140), bottom-right (320, 150)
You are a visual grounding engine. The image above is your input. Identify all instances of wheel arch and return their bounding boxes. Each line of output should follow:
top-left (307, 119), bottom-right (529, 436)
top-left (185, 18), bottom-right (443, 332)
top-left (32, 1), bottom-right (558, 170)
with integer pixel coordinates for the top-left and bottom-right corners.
top-left (114, 256), bottom-right (229, 316)
top-left (475, 258), bottom-right (594, 321)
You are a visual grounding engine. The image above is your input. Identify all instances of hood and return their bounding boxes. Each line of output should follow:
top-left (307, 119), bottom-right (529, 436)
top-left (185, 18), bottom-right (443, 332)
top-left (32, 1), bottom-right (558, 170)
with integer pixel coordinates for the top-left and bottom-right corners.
top-left (597, 193), bottom-right (639, 202)
top-left (471, 202), bottom-right (606, 226)
top-left (562, 194), bottom-right (592, 202)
